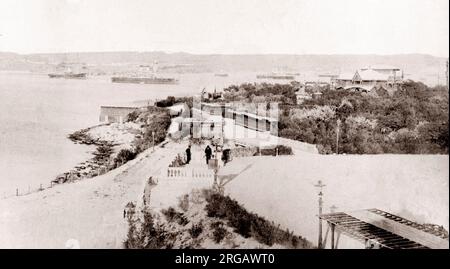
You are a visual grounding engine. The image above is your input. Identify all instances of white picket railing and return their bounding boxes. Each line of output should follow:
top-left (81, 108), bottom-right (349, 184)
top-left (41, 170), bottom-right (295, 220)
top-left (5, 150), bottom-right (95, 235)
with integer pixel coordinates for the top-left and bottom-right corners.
top-left (166, 166), bottom-right (214, 180)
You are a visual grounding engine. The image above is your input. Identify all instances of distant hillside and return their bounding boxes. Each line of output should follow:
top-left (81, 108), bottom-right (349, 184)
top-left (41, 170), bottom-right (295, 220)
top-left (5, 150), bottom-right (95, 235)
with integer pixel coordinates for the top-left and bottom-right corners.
top-left (0, 51), bottom-right (447, 85)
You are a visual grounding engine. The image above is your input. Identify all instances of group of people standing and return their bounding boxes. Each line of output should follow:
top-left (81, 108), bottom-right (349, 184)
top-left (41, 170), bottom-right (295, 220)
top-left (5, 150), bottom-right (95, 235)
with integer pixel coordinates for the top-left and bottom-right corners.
top-left (184, 144), bottom-right (214, 165)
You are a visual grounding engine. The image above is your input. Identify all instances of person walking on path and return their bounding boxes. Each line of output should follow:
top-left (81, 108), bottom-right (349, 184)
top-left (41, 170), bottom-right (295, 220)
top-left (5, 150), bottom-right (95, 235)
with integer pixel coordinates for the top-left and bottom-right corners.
top-left (205, 145), bottom-right (212, 165)
top-left (185, 145), bottom-right (191, 164)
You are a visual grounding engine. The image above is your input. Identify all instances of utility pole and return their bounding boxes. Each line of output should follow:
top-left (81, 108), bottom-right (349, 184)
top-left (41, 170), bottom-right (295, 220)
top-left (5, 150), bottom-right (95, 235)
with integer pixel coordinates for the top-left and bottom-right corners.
top-left (152, 131), bottom-right (155, 152)
top-left (336, 119), bottom-right (341, 154)
top-left (314, 180), bottom-right (326, 249)
top-left (212, 142), bottom-right (221, 193)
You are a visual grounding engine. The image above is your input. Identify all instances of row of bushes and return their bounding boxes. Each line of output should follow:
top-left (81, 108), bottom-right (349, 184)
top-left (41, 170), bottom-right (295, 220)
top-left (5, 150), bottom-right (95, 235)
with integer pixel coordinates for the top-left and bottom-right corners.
top-left (222, 83), bottom-right (298, 105)
top-left (204, 192), bottom-right (312, 248)
top-left (156, 96), bottom-right (193, 108)
top-left (257, 145), bottom-right (293, 156)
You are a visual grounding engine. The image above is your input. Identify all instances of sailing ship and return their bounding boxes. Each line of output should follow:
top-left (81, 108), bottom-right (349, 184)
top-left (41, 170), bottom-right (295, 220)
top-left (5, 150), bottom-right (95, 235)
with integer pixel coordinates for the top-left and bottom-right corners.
top-left (48, 63), bottom-right (87, 79)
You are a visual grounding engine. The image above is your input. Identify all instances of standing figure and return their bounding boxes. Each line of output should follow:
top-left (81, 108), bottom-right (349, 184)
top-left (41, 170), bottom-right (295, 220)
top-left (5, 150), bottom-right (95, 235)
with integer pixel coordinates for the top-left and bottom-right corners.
top-left (204, 145), bottom-right (212, 165)
top-left (222, 148), bottom-right (230, 166)
top-left (185, 145), bottom-right (191, 164)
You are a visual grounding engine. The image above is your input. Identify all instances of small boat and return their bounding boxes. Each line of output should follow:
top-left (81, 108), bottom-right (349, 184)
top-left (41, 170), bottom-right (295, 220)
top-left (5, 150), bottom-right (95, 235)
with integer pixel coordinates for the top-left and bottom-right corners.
top-left (48, 72), bottom-right (87, 79)
top-left (214, 73), bottom-right (229, 77)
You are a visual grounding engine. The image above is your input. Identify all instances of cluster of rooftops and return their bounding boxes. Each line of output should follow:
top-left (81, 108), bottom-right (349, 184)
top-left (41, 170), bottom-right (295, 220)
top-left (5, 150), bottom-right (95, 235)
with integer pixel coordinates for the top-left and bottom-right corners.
top-left (302, 65), bottom-right (404, 93)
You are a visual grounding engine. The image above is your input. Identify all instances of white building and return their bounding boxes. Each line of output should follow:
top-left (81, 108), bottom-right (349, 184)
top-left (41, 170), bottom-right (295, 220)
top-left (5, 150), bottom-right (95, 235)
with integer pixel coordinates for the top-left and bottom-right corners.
top-left (334, 65), bottom-right (404, 92)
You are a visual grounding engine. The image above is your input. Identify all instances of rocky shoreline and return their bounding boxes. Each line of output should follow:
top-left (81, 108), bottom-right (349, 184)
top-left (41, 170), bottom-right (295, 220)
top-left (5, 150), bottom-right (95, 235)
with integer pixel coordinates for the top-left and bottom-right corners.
top-left (52, 122), bottom-right (141, 185)
top-left (52, 126), bottom-right (117, 184)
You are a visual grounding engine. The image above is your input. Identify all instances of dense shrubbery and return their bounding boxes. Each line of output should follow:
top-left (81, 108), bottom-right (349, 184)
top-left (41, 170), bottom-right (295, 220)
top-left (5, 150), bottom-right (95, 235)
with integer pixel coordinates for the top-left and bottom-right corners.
top-left (161, 207), bottom-right (189, 226)
top-left (133, 106), bottom-right (171, 153)
top-left (156, 96), bottom-right (193, 108)
top-left (280, 81), bottom-right (448, 154)
top-left (124, 207), bottom-right (177, 249)
top-left (126, 110), bottom-right (140, 122)
top-left (204, 192), bottom-right (312, 248)
top-left (210, 221), bottom-right (229, 243)
top-left (114, 149), bottom-right (137, 167)
top-left (188, 222), bottom-right (204, 239)
top-left (222, 83), bottom-right (297, 105)
top-left (93, 144), bottom-right (114, 163)
top-left (258, 145), bottom-right (293, 156)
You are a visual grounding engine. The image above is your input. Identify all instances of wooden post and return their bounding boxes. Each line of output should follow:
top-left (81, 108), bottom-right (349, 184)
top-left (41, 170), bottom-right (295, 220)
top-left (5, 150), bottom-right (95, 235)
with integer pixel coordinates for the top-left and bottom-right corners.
top-left (331, 223), bottom-right (335, 249)
top-left (314, 180), bottom-right (326, 249)
top-left (152, 131), bottom-right (155, 152)
top-left (318, 197), bottom-right (323, 249)
top-left (16, 188), bottom-right (18, 196)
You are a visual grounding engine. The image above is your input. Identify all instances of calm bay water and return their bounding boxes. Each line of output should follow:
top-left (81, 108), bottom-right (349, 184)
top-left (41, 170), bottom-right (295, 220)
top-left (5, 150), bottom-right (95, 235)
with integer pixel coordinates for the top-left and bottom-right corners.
top-left (0, 71), bottom-right (262, 196)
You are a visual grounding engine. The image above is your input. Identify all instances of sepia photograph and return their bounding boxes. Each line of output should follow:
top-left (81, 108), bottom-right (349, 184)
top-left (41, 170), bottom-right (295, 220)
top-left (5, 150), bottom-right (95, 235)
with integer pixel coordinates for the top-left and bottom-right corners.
top-left (0, 0), bottom-right (448, 255)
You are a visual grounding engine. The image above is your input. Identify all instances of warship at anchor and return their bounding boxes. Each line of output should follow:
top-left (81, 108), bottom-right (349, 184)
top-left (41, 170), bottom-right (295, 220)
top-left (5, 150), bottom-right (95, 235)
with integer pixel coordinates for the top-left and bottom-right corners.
top-left (111, 61), bottom-right (179, 85)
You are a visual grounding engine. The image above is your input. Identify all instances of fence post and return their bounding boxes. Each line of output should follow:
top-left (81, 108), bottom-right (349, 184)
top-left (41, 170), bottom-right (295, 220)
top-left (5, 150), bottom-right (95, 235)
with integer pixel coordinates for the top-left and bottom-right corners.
top-left (16, 188), bottom-right (18, 196)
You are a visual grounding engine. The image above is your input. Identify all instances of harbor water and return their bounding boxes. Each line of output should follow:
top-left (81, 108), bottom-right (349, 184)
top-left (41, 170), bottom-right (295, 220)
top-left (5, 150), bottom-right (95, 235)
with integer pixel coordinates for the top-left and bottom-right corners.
top-left (0, 71), bottom-right (266, 196)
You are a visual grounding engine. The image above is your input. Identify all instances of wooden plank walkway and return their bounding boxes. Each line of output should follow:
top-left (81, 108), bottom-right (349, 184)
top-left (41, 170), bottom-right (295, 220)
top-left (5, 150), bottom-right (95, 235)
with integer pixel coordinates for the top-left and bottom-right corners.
top-left (349, 209), bottom-right (449, 249)
top-left (320, 209), bottom-right (448, 249)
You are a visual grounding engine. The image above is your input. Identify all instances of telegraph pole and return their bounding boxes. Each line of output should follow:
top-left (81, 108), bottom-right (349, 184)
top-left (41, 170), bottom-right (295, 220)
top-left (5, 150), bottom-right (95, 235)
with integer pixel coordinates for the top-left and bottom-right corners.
top-left (336, 119), bottom-right (341, 154)
top-left (314, 180), bottom-right (326, 249)
top-left (152, 131), bottom-right (155, 152)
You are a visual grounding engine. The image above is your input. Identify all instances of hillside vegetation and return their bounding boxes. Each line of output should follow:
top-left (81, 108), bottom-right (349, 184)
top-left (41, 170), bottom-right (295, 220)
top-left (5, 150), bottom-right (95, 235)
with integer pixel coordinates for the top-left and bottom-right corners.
top-left (218, 81), bottom-right (448, 154)
top-left (124, 189), bottom-right (312, 249)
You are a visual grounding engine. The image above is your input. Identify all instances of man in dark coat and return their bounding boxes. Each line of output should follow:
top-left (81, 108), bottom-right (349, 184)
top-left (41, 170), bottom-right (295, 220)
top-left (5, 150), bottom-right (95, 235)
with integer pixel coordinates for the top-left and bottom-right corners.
top-left (185, 145), bottom-right (191, 164)
top-left (205, 145), bottom-right (212, 165)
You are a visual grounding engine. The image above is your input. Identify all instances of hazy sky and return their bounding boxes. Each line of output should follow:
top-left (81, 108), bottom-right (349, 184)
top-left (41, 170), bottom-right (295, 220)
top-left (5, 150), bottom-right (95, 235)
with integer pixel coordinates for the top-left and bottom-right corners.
top-left (0, 0), bottom-right (448, 56)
